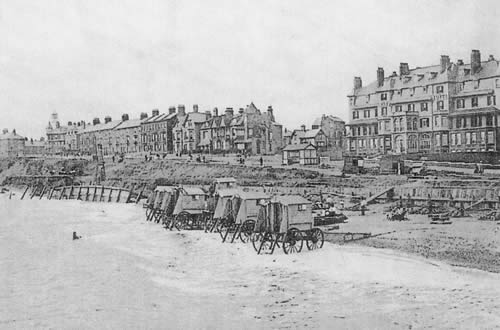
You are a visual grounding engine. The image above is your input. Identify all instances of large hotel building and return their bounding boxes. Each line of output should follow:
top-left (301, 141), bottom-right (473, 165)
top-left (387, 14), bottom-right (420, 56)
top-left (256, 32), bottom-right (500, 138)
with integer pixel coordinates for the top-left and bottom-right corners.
top-left (346, 50), bottom-right (500, 156)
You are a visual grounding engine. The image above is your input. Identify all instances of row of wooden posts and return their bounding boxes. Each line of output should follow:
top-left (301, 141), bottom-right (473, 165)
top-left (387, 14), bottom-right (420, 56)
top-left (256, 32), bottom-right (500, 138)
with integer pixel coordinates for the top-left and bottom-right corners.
top-left (20, 184), bottom-right (147, 204)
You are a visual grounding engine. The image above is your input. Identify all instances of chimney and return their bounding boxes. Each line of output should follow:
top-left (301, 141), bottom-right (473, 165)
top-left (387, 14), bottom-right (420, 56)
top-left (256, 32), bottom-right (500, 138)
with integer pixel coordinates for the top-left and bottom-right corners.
top-left (177, 104), bottom-right (186, 116)
top-left (391, 71), bottom-right (398, 77)
top-left (2, 128), bottom-right (7, 134)
top-left (205, 111), bottom-right (212, 119)
top-left (353, 77), bottom-right (362, 90)
top-left (440, 55), bottom-right (450, 73)
top-left (267, 105), bottom-right (275, 121)
top-left (225, 107), bottom-right (234, 117)
top-left (121, 113), bottom-right (129, 121)
top-left (489, 54), bottom-right (495, 61)
top-left (168, 106), bottom-right (176, 114)
top-left (471, 50), bottom-right (481, 75)
top-left (152, 109), bottom-right (159, 117)
top-left (77, 122), bottom-right (81, 127)
top-left (238, 108), bottom-right (244, 114)
top-left (140, 112), bottom-right (148, 120)
top-left (93, 118), bottom-right (100, 126)
top-left (213, 107), bottom-right (219, 117)
top-left (67, 121), bottom-right (73, 126)
top-left (193, 104), bottom-right (199, 113)
top-left (301, 124), bottom-right (306, 131)
top-left (377, 67), bottom-right (384, 87)
top-left (104, 116), bottom-right (112, 124)
top-left (399, 63), bottom-right (409, 76)
top-left (13, 129), bottom-right (16, 135)
top-left (457, 59), bottom-right (464, 65)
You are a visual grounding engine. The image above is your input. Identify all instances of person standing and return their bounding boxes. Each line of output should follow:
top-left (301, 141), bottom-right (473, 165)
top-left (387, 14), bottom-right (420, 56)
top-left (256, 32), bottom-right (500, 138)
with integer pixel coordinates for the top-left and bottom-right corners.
top-left (259, 156), bottom-right (263, 167)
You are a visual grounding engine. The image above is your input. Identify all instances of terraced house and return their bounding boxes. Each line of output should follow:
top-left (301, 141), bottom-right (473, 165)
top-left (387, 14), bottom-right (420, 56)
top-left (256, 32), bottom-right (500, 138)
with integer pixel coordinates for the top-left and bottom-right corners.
top-left (198, 103), bottom-right (282, 155)
top-left (346, 50), bottom-right (500, 155)
top-left (173, 104), bottom-right (209, 154)
top-left (141, 107), bottom-right (178, 153)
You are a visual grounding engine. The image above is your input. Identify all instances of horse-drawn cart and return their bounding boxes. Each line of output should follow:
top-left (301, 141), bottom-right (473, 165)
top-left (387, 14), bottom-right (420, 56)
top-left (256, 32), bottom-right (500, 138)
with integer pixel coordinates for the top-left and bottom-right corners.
top-left (252, 195), bottom-right (324, 254)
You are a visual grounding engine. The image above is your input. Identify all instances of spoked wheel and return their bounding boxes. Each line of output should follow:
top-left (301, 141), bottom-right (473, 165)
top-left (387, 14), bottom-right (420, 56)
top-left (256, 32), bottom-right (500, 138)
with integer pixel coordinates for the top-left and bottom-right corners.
top-left (306, 228), bottom-right (324, 250)
top-left (282, 228), bottom-right (303, 254)
top-left (252, 232), bottom-right (273, 254)
top-left (175, 212), bottom-right (190, 231)
top-left (239, 220), bottom-right (256, 243)
top-left (204, 214), bottom-right (214, 232)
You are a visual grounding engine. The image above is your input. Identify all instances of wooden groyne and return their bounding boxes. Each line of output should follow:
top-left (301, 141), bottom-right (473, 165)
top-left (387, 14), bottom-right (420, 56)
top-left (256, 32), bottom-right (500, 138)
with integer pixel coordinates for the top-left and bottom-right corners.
top-left (19, 184), bottom-right (144, 204)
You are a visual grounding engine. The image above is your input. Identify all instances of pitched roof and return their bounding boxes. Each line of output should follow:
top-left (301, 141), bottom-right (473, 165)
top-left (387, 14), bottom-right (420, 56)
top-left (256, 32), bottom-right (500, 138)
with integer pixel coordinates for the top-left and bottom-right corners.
top-left (116, 118), bottom-right (145, 130)
top-left (154, 186), bottom-right (176, 192)
top-left (283, 143), bottom-right (316, 151)
top-left (0, 131), bottom-right (24, 140)
top-left (235, 191), bottom-right (270, 200)
top-left (304, 128), bottom-right (322, 139)
top-left (81, 120), bottom-right (122, 133)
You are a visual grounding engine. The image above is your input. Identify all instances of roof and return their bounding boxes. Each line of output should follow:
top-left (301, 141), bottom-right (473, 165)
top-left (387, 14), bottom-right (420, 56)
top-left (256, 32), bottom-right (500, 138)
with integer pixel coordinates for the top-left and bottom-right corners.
top-left (452, 89), bottom-right (494, 98)
top-left (215, 188), bottom-right (241, 197)
top-left (272, 195), bottom-right (311, 205)
top-left (304, 128), bottom-right (322, 139)
top-left (312, 115), bottom-right (344, 127)
top-left (181, 186), bottom-right (206, 195)
top-left (0, 131), bottom-right (25, 140)
top-left (235, 191), bottom-right (270, 200)
top-left (81, 120), bottom-right (122, 133)
top-left (352, 59), bottom-right (500, 97)
top-left (116, 118), bottom-right (145, 130)
top-left (448, 106), bottom-right (500, 116)
top-left (155, 186), bottom-right (176, 192)
top-left (283, 143), bottom-right (316, 151)
top-left (292, 130), bottom-right (306, 139)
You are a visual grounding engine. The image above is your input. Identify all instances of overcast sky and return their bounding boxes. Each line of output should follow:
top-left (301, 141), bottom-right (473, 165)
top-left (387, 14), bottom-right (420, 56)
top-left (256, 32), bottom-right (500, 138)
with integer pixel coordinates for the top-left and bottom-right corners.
top-left (1, 0), bottom-right (500, 139)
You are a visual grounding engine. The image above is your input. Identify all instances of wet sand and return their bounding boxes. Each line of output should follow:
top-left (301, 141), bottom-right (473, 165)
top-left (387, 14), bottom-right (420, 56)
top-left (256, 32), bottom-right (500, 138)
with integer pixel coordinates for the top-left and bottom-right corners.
top-left (1, 197), bottom-right (500, 329)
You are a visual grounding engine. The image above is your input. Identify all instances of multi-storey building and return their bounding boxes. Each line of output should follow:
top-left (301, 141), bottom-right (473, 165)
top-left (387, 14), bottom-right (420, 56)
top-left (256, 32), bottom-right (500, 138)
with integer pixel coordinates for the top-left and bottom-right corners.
top-left (78, 116), bottom-right (122, 156)
top-left (141, 107), bottom-right (178, 153)
top-left (0, 129), bottom-right (25, 158)
top-left (46, 112), bottom-right (85, 155)
top-left (346, 50), bottom-right (500, 155)
top-left (173, 105), bottom-right (209, 154)
top-left (114, 114), bottom-right (145, 154)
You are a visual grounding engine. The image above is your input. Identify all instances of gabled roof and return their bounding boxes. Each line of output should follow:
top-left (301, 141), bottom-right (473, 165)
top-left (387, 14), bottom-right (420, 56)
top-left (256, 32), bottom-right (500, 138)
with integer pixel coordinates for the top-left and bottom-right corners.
top-left (181, 186), bottom-right (206, 196)
top-left (235, 191), bottom-right (270, 200)
top-left (291, 130), bottom-right (306, 139)
top-left (304, 128), bottom-right (323, 139)
top-left (0, 132), bottom-right (24, 140)
top-left (154, 186), bottom-right (176, 192)
top-left (283, 143), bottom-right (316, 151)
top-left (312, 115), bottom-right (344, 127)
top-left (116, 118), bottom-right (145, 130)
top-left (81, 120), bottom-right (122, 133)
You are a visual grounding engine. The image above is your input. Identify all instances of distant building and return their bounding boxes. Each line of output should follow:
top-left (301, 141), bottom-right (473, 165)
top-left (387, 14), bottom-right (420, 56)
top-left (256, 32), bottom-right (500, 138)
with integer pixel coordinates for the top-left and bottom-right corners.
top-left (173, 105), bottom-right (209, 154)
top-left (114, 114), bottom-right (145, 154)
top-left (346, 50), bottom-right (500, 155)
top-left (141, 108), bottom-right (178, 153)
top-left (78, 116), bottom-right (122, 156)
top-left (282, 143), bottom-right (318, 165)
top-left (46, 112), bottom-right (85, 155)
top-left (24, 139), bottom-right (46, 156)
top-left (312, 114), bottom-right (345, 159)
top-left (0, 129), bottom-right (25, 158)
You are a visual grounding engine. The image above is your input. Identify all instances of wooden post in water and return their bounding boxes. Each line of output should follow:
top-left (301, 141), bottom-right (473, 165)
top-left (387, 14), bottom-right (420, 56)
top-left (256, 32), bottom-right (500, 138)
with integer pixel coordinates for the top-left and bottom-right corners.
top-left (108, 188), bottom-right (113, 203)
top-left (92, 186), bottom-right (98, 202)
top-left (77, 186), bottom-right (82, 200)
top-left (39, 186), bottom-right (47, 199)
top-left (136, 185), bottom-right (145, 204)
top-left (126, 184), bottom-right (136, 203)
top-left (20, 185), bottom-right (30, 200)
top-left (68, 186), bottom-right (74, 200)
top-left (99, 186), bottom-right (105, 202)
top-left (48, 187), bottom-right (55, 200)
top-left (85, 186), bottom-right (90, 201)
top-left (30, 185), bottom-right (39, 199)
top-left (59, 187), bottom-right (66, 200)
top-left (116, 188), bottom-right (122, 203)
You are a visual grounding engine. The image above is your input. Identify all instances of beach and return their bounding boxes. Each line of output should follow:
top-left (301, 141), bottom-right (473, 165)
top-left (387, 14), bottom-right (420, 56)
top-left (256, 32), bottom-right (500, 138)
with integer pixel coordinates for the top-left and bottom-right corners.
top-left (1, 196), bottom-right (500, 329)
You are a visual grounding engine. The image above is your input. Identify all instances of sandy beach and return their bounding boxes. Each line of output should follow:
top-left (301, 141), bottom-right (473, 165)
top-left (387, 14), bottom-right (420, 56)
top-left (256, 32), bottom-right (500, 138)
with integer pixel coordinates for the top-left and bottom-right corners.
top-left (1, 195), bottom-right (500, 329)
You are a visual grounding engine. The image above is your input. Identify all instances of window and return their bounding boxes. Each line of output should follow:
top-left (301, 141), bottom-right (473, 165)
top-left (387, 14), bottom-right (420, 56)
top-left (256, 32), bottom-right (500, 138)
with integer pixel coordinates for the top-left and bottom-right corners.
top-left (353, 111), bottom-right (359, 119)
top-left (381, 93), bottom-right (387, 101)
top-left (435, 134), bottom-right (441, 146)
top-left (413, 118), bottom-right (418, 130)
top-left (472, 97), bottom-right (478, 107)
top-left (451, 133), bottom-right (456, 146)
top-left (395, 105), bottom-right (402, 112)
top-left (299, 204), bottom-right (307, 211)
top-left (382, 107), bottom-right (387, 116)
top-left (436, 85), bottom-right (444, 93)
top-left (486, 114), bottom-right (493, 126)
top-left (457, 133), bottom-right (462, 145)
top-left (471, 132), bottom-right (477, 144)
top-left (487, 131), bottom-right (494, 144)
top-left (407, 104), bottom-right (413, 112)
top-left (487, 95), bottom-right (496, 106)
top-left (437, 101), bottom-right (444, 110)
top-left (480, 131), bottom-right (486, 143)
top-left (466, 132), bottom-right (471, 145)
top-left (420, 118), bottom-right (429, 128)
top-left (443, 134), bottom-right (449, 146)
top-left (364, 110), bottom-right (370, 118)
top-left (496, 79), bottom-right (500, 88)
top-left (374, 108), bottom-right (378, 117)
top-left (420, 103), bottom-right (428, 111)
top-left (457, 99), bottom-right (465, 109)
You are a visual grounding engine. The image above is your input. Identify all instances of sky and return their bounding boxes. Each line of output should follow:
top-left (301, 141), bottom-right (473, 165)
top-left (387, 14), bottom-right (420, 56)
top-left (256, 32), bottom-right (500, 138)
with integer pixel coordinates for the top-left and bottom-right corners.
top-left (1, 0), bottom-right (500, 139)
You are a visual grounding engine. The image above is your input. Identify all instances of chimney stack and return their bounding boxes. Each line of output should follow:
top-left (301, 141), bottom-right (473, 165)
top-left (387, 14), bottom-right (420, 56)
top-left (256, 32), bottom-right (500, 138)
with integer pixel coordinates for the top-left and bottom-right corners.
top-left (193, 104), bottom-right (199, 113)
top-left (457, 59), bottom-right (464, 65)
top-left (168, 106), bottom-right (176, 115)
top-left (152, 109), bottom-right (159, 117)
top-left (301, 124), bottom-right (306, 132)
top-left (93, 118), bottom-right (100, 126)
top-left (377, 67), bottom-right (384, 87)
top-left (13, 129), bottom-right (16, 135)
top-left (2, 128), bottom-right (8, 134)
top-left (488, 54), bottom-right (495, 61)
top-left (213, 107), bottom-right (219, 117)
top-left (104, 116), bottom-right (112, 124)
top-left (225, 107), bottom-right (234, 117)
top-left (140, 112), bottom-right (148, 120)
top-left (122, 114), bottom-right (129, 121)
top-left (471, 50), bottom-right (481, 75)
top-left (205, 110), bottom-right (212, 119)
top-left (399, 62), bottom-right (410, 76)
top-left (440, 55), bottom-right (450, 73)
top-left (353, 77), bottom-right (362, 90)
top-left (238, 108), bottom-right (244, 114)
top-left (177, 104), bottom-right (186, 116)
top-left (67, 121), bottom-right (73, 126)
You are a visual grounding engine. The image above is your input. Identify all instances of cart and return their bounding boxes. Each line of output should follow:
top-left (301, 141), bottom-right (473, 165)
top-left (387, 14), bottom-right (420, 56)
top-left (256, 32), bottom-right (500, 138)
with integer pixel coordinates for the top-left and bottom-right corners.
top-left (220, 191), bottom-right (270, 243)
top-left (168, 186), bottom-right (212, 230)
top-left (252, 195), bottom-right (324, 254)
top-left (205, 187), bottom-right (241, 232)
